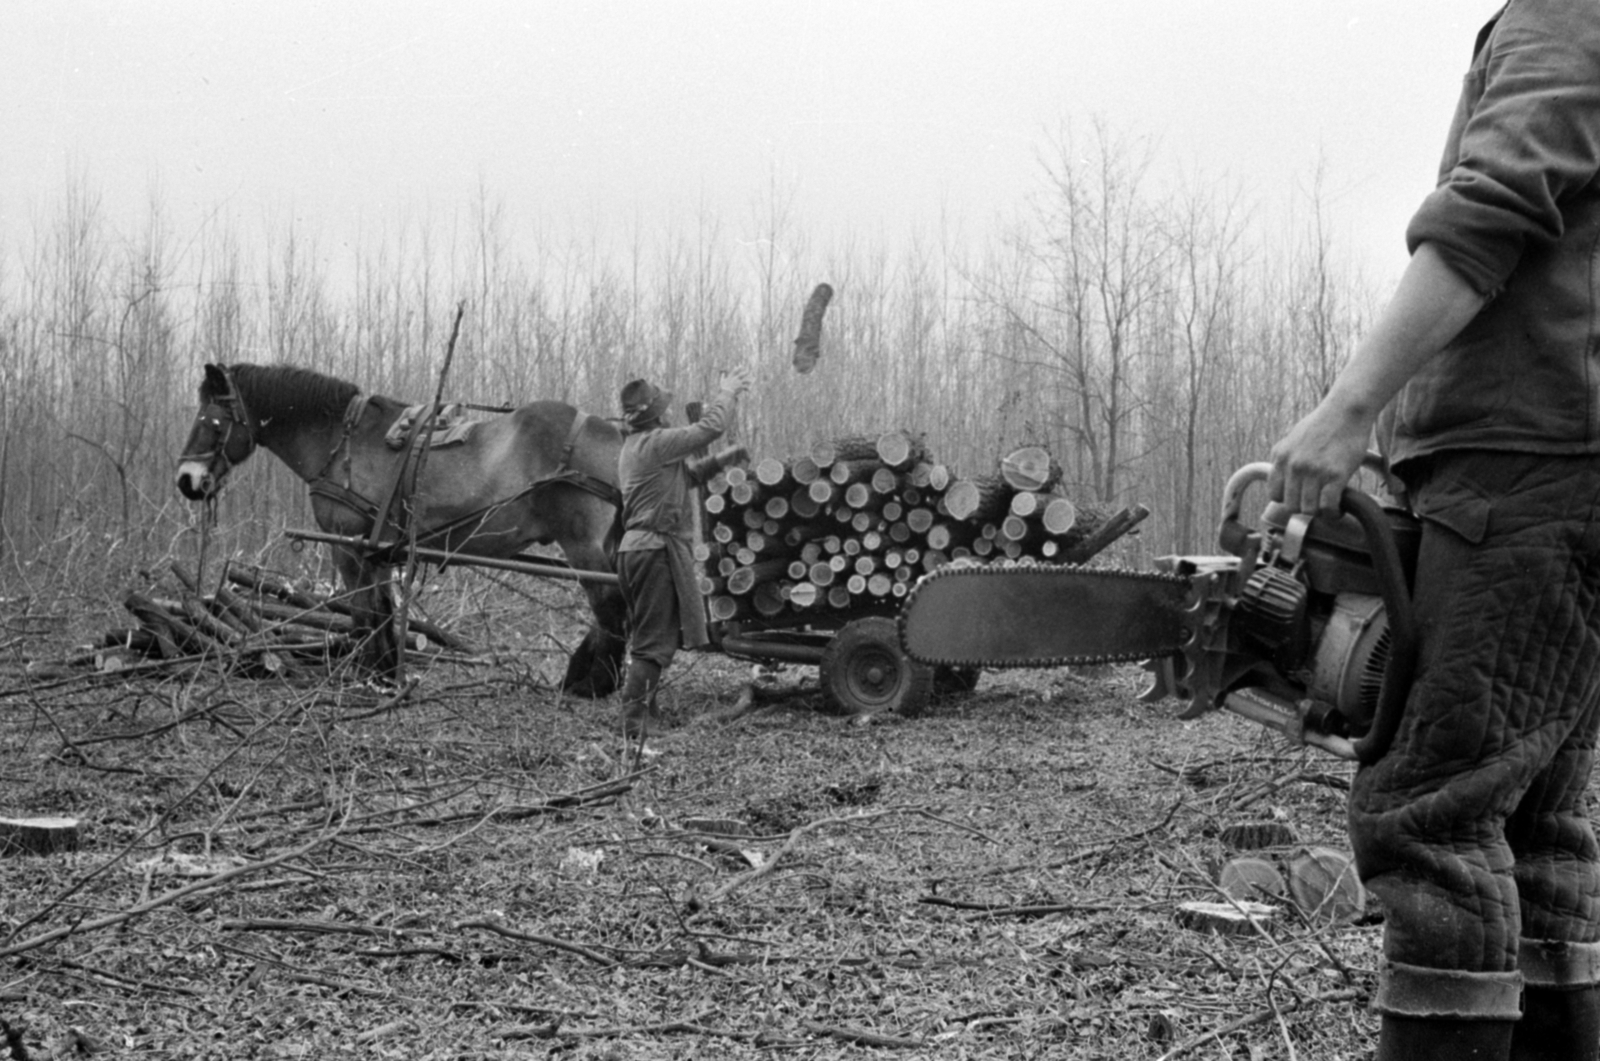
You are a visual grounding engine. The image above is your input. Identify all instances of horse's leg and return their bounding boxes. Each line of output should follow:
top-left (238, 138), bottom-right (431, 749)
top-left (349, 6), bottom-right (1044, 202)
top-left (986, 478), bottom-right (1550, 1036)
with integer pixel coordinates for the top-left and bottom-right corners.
top-left (560, 539), bottom-right (627, 700)
top-left (334, 546), bottom-right (401, 677)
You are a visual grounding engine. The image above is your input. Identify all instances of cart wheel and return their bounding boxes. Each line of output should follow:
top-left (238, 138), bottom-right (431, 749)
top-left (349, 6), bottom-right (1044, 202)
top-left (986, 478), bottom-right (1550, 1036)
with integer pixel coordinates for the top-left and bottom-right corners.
top-left (820, 617), bottom-right (935, 717)
top-left (934, 665), bottom-right (982, 695)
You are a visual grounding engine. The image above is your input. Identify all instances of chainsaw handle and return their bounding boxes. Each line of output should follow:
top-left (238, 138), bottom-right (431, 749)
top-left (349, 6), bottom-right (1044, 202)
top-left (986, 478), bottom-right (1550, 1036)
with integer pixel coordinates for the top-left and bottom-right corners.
top-left (1219, 462), bottom-right (1273, 537)
top-left (1219, 462), bottom-right (1272, 524)
top-left (1217, 458), bottom-right (1417, 765)
top-left (1218, 453), bottom-right (1391, 529)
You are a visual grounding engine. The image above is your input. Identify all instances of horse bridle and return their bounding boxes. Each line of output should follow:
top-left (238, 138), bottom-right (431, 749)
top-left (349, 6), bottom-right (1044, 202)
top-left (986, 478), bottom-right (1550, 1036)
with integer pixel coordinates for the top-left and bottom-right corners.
top-left (179, 364), bottom-right (255, 482)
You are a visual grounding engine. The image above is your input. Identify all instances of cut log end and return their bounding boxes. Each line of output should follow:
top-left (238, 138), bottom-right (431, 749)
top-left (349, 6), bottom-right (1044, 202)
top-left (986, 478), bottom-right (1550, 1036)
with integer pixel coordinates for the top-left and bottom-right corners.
top-left (1000, 446), bottom-right (1062, 492)
top-left (1217, 856), bottom-right (1288, 901)
top-left (1288, 846), bottom-right (1366, 924)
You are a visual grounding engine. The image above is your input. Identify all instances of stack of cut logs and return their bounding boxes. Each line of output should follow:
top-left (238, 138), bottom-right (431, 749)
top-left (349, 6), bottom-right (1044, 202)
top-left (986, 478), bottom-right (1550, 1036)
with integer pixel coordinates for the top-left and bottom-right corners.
top-left (696, 431), bottom-right (1146, 624)
top-left (102, 562), bottom-right (468, 675)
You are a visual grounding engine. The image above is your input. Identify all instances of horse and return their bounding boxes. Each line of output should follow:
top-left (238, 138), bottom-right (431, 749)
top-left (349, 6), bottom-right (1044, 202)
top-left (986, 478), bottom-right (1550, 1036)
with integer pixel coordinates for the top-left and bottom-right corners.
top-left (175, 362), bottom-right (627, 696)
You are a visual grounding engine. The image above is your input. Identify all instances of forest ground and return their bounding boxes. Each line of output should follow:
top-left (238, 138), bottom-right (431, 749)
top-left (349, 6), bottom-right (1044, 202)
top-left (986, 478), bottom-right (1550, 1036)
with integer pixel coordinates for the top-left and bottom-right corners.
top-left (0, 572), bottom-right (1393, 1061)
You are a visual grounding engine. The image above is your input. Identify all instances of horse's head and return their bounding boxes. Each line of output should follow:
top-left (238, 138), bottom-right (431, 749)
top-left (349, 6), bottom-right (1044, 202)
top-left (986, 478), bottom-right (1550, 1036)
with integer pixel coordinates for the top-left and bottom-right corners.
top-left (176, 364), bottom-right (258, 501)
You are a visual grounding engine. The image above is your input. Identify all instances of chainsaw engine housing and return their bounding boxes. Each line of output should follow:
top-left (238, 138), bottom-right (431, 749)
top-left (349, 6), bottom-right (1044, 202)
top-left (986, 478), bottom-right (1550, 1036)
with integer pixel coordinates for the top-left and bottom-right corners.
top-left (1159, 498), bottom-right (1420, 744)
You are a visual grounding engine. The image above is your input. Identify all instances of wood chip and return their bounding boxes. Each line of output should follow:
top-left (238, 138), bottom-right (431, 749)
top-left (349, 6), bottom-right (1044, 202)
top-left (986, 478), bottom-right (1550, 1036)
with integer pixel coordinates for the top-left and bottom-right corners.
top-left (1175, 900), bottom-right (1277, 936)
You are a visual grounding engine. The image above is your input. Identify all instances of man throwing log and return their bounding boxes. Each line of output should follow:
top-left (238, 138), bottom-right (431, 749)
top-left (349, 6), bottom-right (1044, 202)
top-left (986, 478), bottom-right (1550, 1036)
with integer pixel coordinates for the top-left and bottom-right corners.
top-left (614, 365), bottom-right (754, 739)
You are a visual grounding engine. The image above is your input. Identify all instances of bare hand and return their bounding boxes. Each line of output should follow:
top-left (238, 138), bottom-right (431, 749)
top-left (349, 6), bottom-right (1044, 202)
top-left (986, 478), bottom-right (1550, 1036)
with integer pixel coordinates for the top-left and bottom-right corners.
top-left (1267, 402), bottom-right (1374, 516)
top-left (720, 365), bottom-right (754, 397)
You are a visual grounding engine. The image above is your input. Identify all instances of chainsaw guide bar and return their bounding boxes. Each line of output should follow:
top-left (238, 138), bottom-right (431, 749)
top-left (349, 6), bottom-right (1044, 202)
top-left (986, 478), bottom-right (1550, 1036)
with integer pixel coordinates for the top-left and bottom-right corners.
top-left (899, 563), bottom-right (1192, 669)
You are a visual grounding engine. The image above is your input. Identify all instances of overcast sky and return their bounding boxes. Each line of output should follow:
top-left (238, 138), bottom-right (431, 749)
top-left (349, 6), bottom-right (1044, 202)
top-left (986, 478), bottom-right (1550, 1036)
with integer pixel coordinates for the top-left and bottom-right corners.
top-left (4, 1), bottom-right (1506, 289)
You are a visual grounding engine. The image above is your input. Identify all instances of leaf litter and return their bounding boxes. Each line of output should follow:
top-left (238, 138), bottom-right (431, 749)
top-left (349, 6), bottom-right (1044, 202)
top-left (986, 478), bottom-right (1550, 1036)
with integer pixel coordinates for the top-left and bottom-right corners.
top-left (0, 606), bottom-right (1411, 1060)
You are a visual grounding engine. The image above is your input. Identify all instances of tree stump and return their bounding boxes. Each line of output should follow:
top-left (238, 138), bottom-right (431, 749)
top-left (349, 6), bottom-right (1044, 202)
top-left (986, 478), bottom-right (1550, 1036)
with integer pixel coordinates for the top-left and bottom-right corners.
top-left (1218, 856), bottom-right (1288, 901)
top-left (1219, 821), bottom-right (1299, 850)
top-left (1288, 846), bottom-right (1366, 924)
top-left (0, 816), bottom-right (83, 856)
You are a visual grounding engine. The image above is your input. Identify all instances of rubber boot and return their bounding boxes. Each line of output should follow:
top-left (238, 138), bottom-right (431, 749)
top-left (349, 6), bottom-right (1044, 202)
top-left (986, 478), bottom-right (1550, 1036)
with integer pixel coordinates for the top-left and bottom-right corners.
top-left (1376, 1015), bottom-right (1515, 1061)
top-left (619, 659), bottom-right (661, 740)
top-left (1373, 961), bottom-right (1522, 1061)
top-left (1512, 986), bottom-right (1600, 1061)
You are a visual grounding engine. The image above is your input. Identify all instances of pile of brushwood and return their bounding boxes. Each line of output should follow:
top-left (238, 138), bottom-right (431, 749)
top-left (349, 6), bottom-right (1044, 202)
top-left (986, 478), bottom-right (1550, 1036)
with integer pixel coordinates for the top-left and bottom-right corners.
top-left (85, 561), bottom-right (469, 678)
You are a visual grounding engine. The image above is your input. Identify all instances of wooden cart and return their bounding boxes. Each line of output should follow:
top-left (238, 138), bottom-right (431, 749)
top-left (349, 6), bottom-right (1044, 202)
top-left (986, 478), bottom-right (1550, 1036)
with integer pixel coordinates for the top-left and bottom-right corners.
top-left (689, 442), bottom-right (1149, 716)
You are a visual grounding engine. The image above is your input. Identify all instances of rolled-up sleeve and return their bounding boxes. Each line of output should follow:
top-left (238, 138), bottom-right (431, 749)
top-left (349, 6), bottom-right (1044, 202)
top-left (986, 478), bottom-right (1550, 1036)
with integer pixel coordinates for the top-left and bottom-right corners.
top-left (1406, 0), bottom-right (1600, 295)
top-left (637, 389), bottom-right (737, 465)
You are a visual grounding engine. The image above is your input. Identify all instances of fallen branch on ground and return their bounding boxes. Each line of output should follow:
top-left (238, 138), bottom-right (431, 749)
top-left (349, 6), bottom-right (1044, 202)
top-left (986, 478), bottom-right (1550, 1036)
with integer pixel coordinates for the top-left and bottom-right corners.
top-left (455, 919), bottom-right (617, 966)
top-left (802, 1020), bottom-right (926, 1050)
top-left (0, 831), bottom-right (338, 959)
top-left (918, 896), bottom-right (1120, 919)
top-left (540, 1011), bottom-right (750, 1044)
top-left (705, 807), bottom-right (906, 903)
top-left (1153, 989), bottom-right (1363, 1061)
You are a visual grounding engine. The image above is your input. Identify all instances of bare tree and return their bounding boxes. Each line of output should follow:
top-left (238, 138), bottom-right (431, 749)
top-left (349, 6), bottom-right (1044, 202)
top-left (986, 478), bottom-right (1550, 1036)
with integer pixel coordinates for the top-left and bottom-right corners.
top-left (1163, 178), bottom-right (1248, 550)
top-left (975, 119), bottom-right (1168, 503)
top-left (1286, 160), bottom-right (1364, 409)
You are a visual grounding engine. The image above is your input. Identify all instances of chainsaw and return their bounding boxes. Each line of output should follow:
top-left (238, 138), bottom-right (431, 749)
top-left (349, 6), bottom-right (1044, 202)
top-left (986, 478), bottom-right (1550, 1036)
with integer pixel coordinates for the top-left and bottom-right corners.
top-left (899, 462), bottom-right (1421, 763)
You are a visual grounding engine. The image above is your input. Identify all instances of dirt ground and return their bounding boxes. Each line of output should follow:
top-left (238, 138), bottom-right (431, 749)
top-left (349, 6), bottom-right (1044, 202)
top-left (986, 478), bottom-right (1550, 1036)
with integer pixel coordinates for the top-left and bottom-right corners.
top-left (1, 579), bottom-right (1388, 1060)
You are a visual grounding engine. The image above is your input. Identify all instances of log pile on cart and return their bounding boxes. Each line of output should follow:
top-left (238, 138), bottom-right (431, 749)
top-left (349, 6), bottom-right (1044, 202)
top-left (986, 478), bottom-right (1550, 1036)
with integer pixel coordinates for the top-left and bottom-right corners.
top-left (697, 430), bottom-right (1146, 626)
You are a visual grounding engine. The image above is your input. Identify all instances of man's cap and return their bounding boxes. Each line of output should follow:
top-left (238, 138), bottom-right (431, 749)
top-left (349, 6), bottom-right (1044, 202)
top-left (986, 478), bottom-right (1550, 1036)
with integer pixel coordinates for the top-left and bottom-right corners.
top-left (620, 378), bottom-right (672, 427)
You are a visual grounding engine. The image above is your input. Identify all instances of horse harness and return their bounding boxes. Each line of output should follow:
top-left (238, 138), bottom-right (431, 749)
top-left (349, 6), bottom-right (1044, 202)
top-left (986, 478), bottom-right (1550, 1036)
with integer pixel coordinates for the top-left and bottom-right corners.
top-left (305, 396), bottom-right (623, 556)
top-left (179, 364), bottom-right (253, 476)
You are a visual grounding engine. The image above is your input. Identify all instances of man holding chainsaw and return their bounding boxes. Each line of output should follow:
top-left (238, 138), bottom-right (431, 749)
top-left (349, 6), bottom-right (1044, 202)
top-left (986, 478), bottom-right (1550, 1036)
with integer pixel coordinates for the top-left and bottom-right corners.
top-left (614, 365), bottom-right (754, 740)
top-left (1270, 3), bottom-right (1600, 1058)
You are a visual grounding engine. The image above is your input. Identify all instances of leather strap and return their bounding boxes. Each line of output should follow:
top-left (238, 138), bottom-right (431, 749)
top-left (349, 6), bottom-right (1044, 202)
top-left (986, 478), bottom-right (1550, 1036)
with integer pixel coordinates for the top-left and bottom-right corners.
top-left (366, 401), bottom-right (444, 553)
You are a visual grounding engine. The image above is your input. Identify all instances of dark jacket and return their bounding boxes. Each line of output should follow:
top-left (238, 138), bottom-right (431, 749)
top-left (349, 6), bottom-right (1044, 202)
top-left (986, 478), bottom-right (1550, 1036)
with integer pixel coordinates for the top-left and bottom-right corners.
top-left (1382, 0), bottom-right (1600, 465)
top-left (617, 388), bottom-right (738, 649)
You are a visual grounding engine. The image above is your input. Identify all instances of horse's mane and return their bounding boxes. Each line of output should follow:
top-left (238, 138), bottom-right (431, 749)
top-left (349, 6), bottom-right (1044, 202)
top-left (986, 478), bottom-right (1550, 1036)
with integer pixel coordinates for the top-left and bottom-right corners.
top-left (224, 363), bottom-right (362, 425)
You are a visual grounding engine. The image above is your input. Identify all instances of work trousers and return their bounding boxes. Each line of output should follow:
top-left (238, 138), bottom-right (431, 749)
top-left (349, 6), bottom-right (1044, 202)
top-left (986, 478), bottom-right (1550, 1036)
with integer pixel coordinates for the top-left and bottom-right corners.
top-left (618, 547), bottom-right (680, 670)
top-left (1351, 450), bottom-right (1600, 1016)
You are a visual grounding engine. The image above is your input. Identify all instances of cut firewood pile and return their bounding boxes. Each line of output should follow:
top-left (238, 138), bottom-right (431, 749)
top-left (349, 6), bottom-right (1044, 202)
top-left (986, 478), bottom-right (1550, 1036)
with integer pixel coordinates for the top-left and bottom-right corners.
top-left (87, 561), bottom-right (469, 676)
top-left (698, 431), bottom-right (1147, 624)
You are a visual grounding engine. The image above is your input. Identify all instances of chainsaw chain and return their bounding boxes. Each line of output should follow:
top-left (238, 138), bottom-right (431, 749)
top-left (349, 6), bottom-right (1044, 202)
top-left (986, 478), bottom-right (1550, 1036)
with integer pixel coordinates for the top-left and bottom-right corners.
top-left (899, 562), bottom-right (1192, 671)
